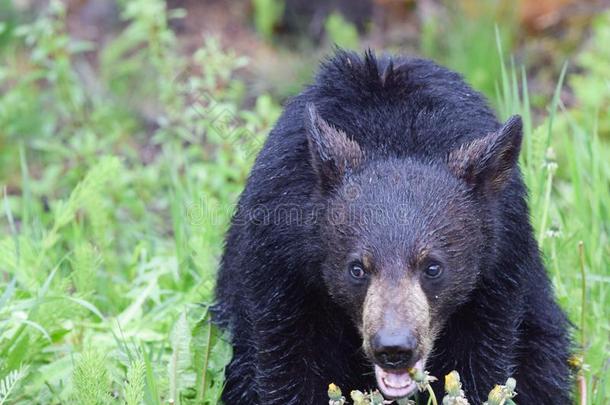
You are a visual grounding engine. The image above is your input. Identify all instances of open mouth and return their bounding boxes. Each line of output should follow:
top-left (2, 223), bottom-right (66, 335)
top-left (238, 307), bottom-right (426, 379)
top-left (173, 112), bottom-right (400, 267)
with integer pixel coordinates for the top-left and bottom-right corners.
top-left (374, 360), bottom-right (424, 399)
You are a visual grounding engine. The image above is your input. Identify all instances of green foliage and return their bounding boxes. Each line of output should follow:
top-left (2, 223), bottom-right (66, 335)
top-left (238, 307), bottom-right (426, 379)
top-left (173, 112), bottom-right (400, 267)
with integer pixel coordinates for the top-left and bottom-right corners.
top-left (0, 0), bottom-right (277, 403)
top-left (252, 0), bottom-right (285, 41)
top-left (73, 350), bottom-right (111, 405)
top-left (495, 32), bottom-right (609, 405)
top-left (169, 312), bottom-right (191, 405)
top-left (71, 241), bottom-right (100, 295)
top-left (420, 1), bottom-right (516, 101)
top-left (191, 310), bottom-right (233, 403)
top-left (124, 359), bottom-right (146, 405)
top-left (325, 13), bottom-right (360, 49)
top-left (569, 10), bottom-right (610, 138)
top-left (0, 366), bottom-right (28, 405)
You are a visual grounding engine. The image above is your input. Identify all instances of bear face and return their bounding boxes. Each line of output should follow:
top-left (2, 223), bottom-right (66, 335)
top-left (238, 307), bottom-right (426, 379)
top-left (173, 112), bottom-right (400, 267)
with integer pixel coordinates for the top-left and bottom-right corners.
top-left (306, 103), bottom-right (523, 399)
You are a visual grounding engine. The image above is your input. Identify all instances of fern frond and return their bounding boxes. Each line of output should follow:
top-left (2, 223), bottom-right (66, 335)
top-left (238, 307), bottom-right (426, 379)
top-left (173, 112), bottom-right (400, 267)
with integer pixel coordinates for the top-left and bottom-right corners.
top-left (124, 359), bottom-right (146, 405)
top-left (71, 241), bottom-right (101, 295)
top-left (0, 366), bottom-right (29, 405)
top-left (44, 156), bottom-right (121, 251)
top-left (73, 349), bottom-right (111, 405)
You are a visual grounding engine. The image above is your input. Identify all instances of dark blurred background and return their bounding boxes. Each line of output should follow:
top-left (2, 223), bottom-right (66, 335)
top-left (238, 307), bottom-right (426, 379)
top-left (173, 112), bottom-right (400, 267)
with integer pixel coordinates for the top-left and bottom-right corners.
top-left (3, 0), bottom-right (608, 104)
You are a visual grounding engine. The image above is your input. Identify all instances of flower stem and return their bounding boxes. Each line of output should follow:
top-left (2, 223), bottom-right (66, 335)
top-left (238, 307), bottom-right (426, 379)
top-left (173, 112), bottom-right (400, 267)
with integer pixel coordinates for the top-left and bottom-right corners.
top-left (425, 385), bottom-right (438, 405)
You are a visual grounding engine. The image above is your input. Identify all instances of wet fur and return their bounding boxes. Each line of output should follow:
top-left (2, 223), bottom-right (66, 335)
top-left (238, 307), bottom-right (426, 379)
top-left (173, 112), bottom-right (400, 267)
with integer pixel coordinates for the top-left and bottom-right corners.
top-left (213, 50), bottom-right (572, 404)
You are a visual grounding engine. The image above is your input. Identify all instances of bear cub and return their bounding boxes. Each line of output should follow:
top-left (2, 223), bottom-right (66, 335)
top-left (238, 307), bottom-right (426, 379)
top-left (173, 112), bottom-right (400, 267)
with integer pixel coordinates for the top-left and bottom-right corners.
top-left (214, 50), bottom-right (571, 404)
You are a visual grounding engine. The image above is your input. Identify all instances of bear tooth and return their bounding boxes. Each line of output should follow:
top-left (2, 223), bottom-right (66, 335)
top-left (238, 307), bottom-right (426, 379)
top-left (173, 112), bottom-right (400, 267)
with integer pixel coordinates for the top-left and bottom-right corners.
top-left (383, 373), bottom-right (410, 388)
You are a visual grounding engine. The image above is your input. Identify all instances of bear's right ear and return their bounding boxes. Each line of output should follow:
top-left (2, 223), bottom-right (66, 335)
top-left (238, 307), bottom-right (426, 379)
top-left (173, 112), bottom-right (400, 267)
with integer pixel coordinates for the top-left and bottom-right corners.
top-left (305, 103), bottom-right (364, 193)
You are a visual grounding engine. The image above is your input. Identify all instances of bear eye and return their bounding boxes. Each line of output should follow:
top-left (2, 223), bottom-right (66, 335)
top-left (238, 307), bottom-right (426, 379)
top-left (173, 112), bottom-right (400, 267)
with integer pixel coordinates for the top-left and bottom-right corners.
top-left (424, 263), bottom-right (443, 279)
top-left (349, 262), bottom-right (367, 280)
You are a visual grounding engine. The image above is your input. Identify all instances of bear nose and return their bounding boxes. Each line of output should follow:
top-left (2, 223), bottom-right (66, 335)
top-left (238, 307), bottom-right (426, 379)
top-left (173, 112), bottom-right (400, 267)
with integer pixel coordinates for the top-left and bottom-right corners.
top-left (372, 328), bottom-right (417, 370)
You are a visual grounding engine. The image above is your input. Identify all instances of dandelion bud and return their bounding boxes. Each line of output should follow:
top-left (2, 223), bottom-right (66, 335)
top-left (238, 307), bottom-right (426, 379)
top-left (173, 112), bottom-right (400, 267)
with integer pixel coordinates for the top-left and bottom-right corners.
top-left (505, 377), bottom-right (516, 392)
top-left (568, 354), bottom-right (583, 371)
top-left (445, 371), bottom-right (462, 396)
top-left (486, 385), bottom-right (504, 405)
top-left (409, 367), bottom-right (426, 383)
top-left (350, 390), bottom-right (366, 405)
top-left (328, 383), bottom-right (342, 401)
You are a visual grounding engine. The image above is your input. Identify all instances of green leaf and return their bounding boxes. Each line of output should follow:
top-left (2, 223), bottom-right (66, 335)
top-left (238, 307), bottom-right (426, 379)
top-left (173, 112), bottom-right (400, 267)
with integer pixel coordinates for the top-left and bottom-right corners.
top-left (168, 311), bottom-right (191, 405)
top-left (0, 366), bottom-right (29, 405)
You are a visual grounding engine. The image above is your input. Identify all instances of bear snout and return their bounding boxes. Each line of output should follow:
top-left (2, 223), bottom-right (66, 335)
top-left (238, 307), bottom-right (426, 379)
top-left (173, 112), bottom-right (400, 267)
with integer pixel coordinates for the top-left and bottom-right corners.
top-left (371, 327), bottom-right (418, 370)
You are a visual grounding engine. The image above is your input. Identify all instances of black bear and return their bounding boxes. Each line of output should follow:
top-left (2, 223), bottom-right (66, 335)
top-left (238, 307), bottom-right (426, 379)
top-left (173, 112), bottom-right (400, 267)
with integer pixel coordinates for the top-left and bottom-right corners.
top-left (213, 50), bottom-right (571, 404)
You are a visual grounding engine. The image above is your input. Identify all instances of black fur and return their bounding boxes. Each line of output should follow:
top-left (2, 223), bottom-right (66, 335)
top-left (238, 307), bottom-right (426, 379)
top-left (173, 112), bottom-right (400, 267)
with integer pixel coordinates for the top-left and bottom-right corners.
top-left (213, 50), bottom-right (572, 404)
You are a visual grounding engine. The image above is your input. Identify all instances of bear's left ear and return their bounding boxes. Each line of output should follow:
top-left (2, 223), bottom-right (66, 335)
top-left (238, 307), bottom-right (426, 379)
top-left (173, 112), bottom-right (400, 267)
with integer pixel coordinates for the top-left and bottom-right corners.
top-left (448, 115), bottom-right (523, 193)
top-left (305, 103), bottom-right (364, 193)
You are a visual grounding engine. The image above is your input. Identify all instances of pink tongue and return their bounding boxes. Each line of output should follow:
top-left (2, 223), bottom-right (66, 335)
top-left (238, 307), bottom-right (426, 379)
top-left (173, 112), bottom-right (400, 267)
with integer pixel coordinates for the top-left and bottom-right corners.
top-left (383, 370), bottom-right (412, 388)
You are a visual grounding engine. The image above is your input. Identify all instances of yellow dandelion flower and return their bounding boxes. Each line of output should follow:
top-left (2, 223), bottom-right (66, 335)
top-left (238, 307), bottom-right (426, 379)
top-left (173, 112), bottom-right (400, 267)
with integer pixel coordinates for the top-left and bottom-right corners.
top-left (445, 370), bottom-right (462, 396)
top-left (328, 383), bottom-right (342, 400)
top-left (487, 385), bottom-right (505, 405)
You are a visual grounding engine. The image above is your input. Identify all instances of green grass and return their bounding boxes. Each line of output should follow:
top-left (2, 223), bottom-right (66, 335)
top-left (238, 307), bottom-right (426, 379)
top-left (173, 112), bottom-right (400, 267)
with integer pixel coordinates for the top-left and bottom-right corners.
top-left (420, 0), bottom-right (516, 102)
top-left (495, 42), bottom-right (609, 405)
top-left (0, 1), bottom-right (608, 404)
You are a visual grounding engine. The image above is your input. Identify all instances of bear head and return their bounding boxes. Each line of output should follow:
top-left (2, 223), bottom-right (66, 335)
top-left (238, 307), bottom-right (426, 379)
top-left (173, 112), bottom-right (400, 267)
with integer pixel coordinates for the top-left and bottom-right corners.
top-left (305, 103), bottom-right (523, 399)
